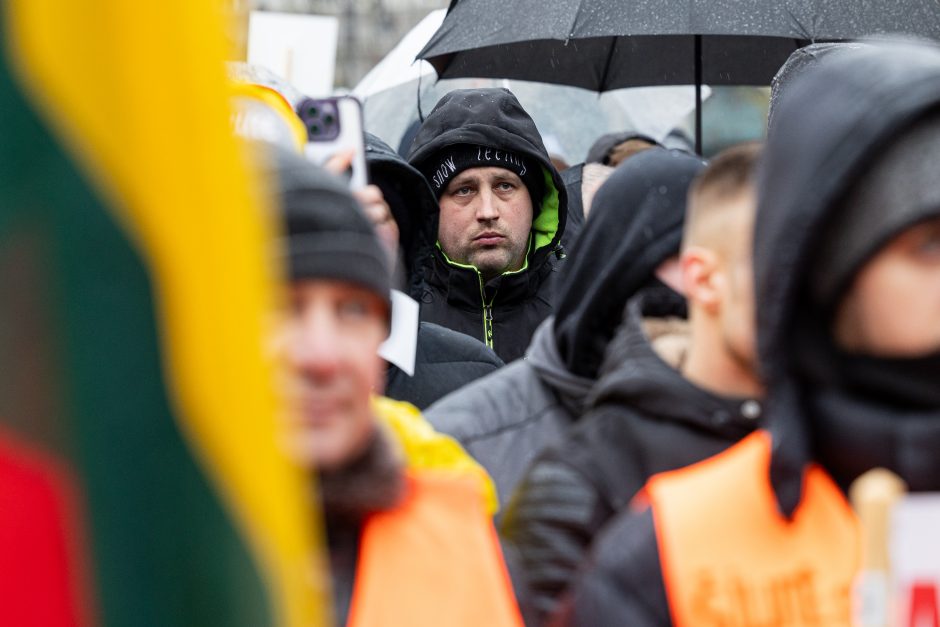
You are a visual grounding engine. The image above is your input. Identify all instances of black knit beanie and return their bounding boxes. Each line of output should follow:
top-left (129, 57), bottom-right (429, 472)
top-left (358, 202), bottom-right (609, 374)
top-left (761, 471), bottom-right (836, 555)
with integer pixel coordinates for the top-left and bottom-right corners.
top-left (267, 146), bottom-right (392, 311)
top-left (419, 143), bottom-right (545, 206)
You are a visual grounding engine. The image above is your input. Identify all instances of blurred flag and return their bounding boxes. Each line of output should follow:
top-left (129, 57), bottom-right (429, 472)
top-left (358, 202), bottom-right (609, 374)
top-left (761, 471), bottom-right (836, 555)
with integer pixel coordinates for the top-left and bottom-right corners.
top-left (0, 1), bottom-right (327, 626)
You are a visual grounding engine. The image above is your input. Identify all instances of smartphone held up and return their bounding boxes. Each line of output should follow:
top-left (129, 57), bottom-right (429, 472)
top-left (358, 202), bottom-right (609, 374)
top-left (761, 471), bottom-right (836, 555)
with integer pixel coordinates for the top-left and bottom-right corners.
top-left (297, 96), bottom-right (368, 191)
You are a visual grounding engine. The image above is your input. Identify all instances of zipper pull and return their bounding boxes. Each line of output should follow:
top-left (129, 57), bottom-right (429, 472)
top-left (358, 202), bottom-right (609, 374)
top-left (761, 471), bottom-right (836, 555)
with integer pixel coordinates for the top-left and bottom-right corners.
top-left (484, 305), bottom-right (494, 347)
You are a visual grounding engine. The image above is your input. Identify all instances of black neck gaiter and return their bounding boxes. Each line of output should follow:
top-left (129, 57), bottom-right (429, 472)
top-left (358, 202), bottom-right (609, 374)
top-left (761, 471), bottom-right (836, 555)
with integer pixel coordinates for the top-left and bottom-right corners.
top-left (796, 317), bottom-right (940, 492)
top-left (836, 349), bottom-right (940, 411)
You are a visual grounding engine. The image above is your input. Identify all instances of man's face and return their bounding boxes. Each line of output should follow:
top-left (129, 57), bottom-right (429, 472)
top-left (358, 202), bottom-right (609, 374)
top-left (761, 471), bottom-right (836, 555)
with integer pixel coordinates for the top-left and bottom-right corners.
top-left (437, 166), bottom-right (534, 281)
top-left (272, 279), bottom-right (389, 471)
top-left (834, 216), bottom-right (940, 357)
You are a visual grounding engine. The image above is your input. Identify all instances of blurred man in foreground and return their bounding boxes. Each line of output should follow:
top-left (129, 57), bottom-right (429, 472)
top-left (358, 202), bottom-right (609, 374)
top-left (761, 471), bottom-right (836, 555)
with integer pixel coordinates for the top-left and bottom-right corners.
top-left (267, 148), bottom-right (521, 626)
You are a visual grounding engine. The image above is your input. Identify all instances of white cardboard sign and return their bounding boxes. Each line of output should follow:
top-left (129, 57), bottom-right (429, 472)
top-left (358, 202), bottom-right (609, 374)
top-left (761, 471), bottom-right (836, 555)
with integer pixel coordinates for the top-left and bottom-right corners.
top-left (891, 494), bottom-right (940, 626)
top-left (378, 290), bottom-right (419, 377)
top-left (247, 11), bottom-right (338, 97)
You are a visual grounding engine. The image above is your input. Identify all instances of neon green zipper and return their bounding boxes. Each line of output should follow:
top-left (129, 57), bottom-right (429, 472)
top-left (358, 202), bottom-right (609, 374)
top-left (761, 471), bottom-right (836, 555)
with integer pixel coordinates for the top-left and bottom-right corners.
top-left (479, 276), bottom-right (495, 349)
top-left (436, 236), bottom-right (534, 352)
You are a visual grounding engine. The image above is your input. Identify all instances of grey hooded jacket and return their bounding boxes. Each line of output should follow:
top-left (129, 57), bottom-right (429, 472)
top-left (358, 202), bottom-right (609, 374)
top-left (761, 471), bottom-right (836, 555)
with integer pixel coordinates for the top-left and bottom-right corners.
top-left (425, 318), bottom-right (590, 512)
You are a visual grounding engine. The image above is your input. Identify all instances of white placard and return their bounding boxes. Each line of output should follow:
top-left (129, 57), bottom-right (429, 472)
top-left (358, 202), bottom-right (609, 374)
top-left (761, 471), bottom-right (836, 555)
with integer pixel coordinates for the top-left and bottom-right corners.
top-left (891, 494), bottom-right (940, 625)
top-left (378, 290), bottom-right (419, 377)
top-left (248, 11), bottom-right (338, 96)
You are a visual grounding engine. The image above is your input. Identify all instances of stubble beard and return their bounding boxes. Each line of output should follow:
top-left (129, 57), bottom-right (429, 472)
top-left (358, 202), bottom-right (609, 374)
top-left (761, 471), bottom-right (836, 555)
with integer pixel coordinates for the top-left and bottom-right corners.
top-left (469, 239), bottom-right (527, 281)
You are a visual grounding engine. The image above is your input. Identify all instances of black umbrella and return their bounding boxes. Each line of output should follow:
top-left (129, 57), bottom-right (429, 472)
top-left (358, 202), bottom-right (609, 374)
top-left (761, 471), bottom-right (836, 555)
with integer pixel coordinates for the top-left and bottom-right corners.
top-left (418, 0), bottom-right (940, 153)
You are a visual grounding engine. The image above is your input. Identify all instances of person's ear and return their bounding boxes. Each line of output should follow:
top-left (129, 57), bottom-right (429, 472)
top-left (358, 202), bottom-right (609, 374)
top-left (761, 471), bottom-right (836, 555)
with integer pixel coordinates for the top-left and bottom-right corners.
top-left (680, 246), bottom-right (722, 314)
top-left (654, 256), bottom-right (685, 296)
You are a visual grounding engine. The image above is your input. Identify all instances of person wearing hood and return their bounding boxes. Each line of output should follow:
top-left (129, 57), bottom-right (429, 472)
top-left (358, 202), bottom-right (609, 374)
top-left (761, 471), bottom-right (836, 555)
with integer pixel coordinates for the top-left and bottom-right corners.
top-left (555, 40), bottom-right (940, 626)
top-left (426, 148), bottom-right (705, 514)
top-left (585, 131), bottom-right (660, 167)
top-left (766, 41), bottom-right (874, 132)
top-left (267, 146), bottom-right (520, 626)
top-left (408, 88), bottom-right (568, 363)
top-left (559, 131), bottom-right (659, 252)
top-left (504, 143), bottom-right (762, 624)
top-left (363, 132), bottom-right (504, 409)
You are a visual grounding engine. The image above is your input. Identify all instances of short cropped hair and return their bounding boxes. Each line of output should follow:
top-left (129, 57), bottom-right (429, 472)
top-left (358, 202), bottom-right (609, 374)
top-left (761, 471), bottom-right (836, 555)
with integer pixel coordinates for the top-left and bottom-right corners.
top-left (684, 142), bottom-right (763, 250)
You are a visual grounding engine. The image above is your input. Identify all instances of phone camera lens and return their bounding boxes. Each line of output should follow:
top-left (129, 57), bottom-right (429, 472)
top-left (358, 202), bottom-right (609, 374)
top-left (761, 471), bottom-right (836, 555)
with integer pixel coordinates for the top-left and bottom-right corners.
top-left (307, 106), bottom-right (318, 117)
top-left (323, 114), bottom-right (335, 125)
top-left (309, 123), bottom-right (320, 135)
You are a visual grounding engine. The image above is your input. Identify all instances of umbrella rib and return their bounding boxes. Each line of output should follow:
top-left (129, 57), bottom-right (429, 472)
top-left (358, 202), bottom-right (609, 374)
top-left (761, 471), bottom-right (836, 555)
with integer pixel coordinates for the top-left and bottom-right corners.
top-left (785, 7), bottom-right (814, 41)
top-left (597, 36), bottom-right (619, 93)
top-left (563, 0), bottom-right (588, 43)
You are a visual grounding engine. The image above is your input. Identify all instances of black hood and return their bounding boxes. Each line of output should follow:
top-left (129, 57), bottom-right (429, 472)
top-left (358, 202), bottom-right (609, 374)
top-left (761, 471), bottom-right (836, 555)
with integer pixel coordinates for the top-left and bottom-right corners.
top-left (755, 40), bottom-right (940, 516)
top-left (767, 42), bottom-right (874, 131)
top-left (553, 148), bottom-right (704, 379)
top-left (407, 87), bottom-right (567, 265)
top-left (364, 132), bottom-right (437, 298)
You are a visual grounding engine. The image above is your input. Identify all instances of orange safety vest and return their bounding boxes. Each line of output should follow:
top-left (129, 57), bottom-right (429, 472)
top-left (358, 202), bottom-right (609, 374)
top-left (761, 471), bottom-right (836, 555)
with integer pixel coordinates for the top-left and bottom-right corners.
top-left (645, 430), bottom-right (861, 627)
top-left (346, 470), bottom-right (523, 627)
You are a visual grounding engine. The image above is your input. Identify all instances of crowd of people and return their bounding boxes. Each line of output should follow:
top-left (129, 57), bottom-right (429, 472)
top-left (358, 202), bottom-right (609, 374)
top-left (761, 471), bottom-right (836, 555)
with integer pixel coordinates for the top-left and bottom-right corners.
top-left (250, 37), bottom-right (940, 626)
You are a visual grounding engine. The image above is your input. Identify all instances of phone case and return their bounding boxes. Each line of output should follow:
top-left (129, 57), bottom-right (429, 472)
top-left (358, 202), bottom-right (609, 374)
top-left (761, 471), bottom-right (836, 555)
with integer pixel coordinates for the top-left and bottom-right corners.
top-left (299, 96), bottom-right (368, 190)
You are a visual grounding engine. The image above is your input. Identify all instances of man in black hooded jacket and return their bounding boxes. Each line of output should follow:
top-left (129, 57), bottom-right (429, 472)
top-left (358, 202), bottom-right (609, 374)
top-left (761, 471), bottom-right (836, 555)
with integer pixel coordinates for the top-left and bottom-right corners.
top-left (363, 132), bottom-right (504, 409)
top-left (425, 148), bottom-right (705, 514)
top-left (556, 40), bottom-right (940, 627)
top-left (408, 88), bottom-right (568, 363)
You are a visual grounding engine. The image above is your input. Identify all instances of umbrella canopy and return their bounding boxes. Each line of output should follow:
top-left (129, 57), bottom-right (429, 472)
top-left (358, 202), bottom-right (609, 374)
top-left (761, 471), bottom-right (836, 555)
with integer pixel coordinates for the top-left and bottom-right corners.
top-left (355, 10), bottom-right (712, 162)
top-left (360, 76), bottom-right (709, 164)
top-left (419, 0), bottom-right (940, 151)
top-left (420, 0), bottom-right (940, 89)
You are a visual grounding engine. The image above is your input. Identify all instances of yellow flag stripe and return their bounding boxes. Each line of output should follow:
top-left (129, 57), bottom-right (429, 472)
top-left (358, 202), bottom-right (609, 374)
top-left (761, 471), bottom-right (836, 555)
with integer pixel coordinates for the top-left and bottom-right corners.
top-left (5, 2), bottom-right (327, 625)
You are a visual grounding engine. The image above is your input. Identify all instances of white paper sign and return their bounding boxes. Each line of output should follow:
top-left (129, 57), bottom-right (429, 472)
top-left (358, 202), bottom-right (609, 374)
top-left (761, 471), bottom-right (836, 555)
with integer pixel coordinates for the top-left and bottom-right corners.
top-left (891, 494), bottom-right (940, 626)
top-left (378, 290), bottom-right (419, 377)
top-left (247, 11), bottom-right (338, 96)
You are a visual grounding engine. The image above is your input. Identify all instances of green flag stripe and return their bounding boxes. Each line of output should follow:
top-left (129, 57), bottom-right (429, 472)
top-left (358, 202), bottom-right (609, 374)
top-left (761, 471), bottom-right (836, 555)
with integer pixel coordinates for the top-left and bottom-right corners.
top-left (0, 7), bottom-right (272, 626)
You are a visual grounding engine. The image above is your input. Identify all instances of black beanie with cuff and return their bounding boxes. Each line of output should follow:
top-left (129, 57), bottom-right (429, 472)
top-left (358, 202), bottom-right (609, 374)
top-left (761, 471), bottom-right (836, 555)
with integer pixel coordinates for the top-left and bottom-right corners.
top-left (419, 143), bottom-right (545, 207)
top-left (267, 146), bottom-right (392, 312)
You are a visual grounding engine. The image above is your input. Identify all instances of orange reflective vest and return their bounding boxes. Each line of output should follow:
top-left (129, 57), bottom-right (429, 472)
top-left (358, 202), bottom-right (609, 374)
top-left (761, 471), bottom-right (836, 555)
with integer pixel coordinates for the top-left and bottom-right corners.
top-left (346, 471), bottom-right (523, 627)
top-left (646, 431), bottom-right (861, 626)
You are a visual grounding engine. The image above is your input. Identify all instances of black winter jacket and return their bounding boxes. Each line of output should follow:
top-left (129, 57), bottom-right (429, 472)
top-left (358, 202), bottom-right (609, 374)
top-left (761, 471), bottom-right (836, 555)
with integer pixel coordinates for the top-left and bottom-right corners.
top-left (502, 292), bottom-right (759, 624)
top-left (408, 88), bottom-right (568, 363)
top-left (386, 321), bottom-right (504, 410)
